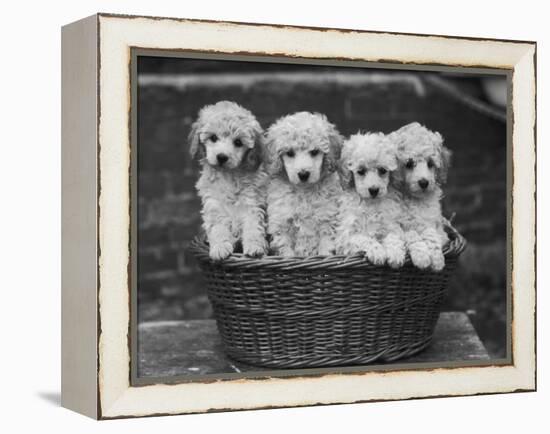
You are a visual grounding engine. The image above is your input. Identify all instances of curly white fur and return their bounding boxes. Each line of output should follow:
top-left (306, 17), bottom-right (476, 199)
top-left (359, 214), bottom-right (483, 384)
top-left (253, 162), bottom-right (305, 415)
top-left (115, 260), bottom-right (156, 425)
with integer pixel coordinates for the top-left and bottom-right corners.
top-left (389, 122), bottom-right (451, 271)
top-left (190, 101), bottom-right (268, 260)
top-left (264, 112), bottom-right (343, 257)
top-left (335, 132), bottom-right (407, 268)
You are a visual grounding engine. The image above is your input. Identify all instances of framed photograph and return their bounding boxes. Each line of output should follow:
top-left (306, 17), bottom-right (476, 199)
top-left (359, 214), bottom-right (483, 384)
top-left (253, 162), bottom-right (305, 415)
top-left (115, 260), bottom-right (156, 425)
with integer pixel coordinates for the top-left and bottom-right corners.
top-left (61, 13), bottom-right (536, 419)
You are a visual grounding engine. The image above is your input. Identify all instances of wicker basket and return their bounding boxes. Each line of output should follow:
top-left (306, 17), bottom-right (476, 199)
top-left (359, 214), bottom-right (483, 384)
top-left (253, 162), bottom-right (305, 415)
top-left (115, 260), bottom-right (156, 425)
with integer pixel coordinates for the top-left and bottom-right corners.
top-left (190, 226), bottom-right (466, 369)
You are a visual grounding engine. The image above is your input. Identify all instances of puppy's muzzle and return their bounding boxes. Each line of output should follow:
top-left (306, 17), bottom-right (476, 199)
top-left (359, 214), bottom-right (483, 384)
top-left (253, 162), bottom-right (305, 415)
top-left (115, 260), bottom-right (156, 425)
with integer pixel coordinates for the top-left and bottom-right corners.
top-left (216, 153), bottom-right (229, 166)
top-left (298, 170), bottom-right (310, 182)
top-left (418, 179), bottom-right (429, 190)
top-left (368, 187), bottom-right (379, 198)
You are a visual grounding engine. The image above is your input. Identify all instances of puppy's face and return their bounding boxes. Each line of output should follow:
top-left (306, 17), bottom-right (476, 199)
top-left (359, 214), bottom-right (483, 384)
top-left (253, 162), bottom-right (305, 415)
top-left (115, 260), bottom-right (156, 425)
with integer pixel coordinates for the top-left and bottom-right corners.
top-left (200, 129), bottom-right (251, 170)
top-left (391, 124), bottom-right (450, 198)
top-left (281, 146), bottom-right (324, 185)
top-left (352, 164), bottom-right (391, 199)
top-left (399, 154), bottom-right (438, 196)
top-left (340, 133), bottom-right (397, 199)
top-left (189, 101), bottom-right (262, 171)
top-left (264, 112), bottom-right (342, 186)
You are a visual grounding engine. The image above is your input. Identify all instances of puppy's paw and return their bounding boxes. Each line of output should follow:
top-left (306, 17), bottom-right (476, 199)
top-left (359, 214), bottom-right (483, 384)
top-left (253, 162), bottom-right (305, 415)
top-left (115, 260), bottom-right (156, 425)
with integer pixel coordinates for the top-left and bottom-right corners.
top-left (410, 248), bottom-right (431, 269)
top-left (430, 250), bottom-right (445, 271)
top-left (386, 247), bottom-right (406, 269)
top-left (209, 241), bottom-right (234, 261)
top-left (243, 239), bottom-right (268, 258)
top-left (364, 242), bottom-right (386, 265)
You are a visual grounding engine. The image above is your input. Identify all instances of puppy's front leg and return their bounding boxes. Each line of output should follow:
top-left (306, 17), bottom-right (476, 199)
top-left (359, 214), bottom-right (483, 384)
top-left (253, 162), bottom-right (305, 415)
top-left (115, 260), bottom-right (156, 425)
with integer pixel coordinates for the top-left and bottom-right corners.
top-left (383, 224), bottom-right (406, 269)
top-left (405, 230), bottom-right (431, 269)
top-left (208, 224), bottom-right (235, 261)
top-left (203, 200), bottom-right (235, 261)
top-left (362, 236), bottom-right (386, 265)
top-left (242, 208), bottom-right (268, 257)
top-left (421, 227), bottom-right (446, 271)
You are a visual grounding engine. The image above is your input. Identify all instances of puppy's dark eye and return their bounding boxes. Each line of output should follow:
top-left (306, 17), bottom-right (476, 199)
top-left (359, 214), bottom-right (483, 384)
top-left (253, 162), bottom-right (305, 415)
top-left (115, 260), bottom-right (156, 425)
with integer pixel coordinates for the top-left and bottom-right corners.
top-left (210, 134), bottom-right (218, 143)
top-left (234, 138), bottom-right (243, 148)
top-left (405, 159), bottom-right (415, 169)
top-left (378, 167), bottom-right (387, 176)
top-left (427, 159), bottom-right (435, 169)
top-left (357, 167), bottom-right (366, 176)
top-left (286, 150), bottom-right (295, 158)
top-left (309, 149), bottom-right (320, 157)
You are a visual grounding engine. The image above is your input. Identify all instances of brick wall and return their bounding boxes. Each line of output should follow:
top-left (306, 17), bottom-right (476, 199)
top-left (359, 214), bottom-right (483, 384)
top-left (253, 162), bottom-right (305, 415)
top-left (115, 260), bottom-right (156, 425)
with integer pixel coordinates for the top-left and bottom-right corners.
top-left (137, 62), bottom-right (507, 356)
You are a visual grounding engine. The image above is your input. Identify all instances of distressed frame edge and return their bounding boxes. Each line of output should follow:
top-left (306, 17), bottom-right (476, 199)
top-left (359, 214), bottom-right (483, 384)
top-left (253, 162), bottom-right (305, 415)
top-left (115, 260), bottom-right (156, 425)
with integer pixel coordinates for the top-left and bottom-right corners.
top-left (61, 13), bottom-right (100, 420)
top-left (94, 11), bottom-right (537, 46)
top-left (94, 14), bottom-right (536, 419)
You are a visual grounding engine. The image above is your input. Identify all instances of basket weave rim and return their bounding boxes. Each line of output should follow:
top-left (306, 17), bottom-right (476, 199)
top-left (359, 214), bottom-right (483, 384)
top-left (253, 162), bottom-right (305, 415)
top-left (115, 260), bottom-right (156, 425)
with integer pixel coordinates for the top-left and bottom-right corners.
top-left (189, 224), bottom-right (466, 270)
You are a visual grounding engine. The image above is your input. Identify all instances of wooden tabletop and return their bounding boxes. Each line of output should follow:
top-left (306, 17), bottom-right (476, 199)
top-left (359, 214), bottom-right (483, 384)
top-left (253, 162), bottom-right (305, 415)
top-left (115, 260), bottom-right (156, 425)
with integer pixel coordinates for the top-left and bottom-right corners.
top-left (137, 311), bottom-right (490, 379)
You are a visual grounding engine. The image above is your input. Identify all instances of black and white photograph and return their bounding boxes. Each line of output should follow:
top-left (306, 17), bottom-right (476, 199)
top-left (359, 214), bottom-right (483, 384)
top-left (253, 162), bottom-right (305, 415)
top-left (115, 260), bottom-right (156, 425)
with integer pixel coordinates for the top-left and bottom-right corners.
top-left (134, 53), bottom-right (509, 380)
top-left (3, 0), bottom-right (544, 428)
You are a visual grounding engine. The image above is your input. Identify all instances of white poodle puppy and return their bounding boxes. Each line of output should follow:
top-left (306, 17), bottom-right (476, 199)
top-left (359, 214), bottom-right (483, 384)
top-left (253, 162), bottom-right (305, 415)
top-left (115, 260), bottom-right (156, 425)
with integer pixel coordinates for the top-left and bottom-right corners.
top-left (389, 122), bottom-right (451, 271)
top-left (264, 112), bottom-right (343, 257)
top-left (189, 101), bottom-right (268, 260)
top-left (335, 132), bottom-right (407, 268)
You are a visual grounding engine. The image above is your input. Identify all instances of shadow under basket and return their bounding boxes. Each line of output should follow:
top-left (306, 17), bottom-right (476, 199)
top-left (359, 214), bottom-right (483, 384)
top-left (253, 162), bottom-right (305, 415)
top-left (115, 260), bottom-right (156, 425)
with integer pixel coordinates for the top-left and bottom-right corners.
top-left (190, 226), bottom-right (466, 369)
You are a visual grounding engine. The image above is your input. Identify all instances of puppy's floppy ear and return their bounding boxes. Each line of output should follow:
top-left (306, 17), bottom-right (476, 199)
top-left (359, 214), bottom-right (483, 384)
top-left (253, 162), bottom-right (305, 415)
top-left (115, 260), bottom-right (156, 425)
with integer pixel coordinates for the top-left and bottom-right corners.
top-left (385, 138), bottom-right (399, 172)
top-left (437, 144), bottom-right (452, 185)
top-left (337, 160), bottom-right (354, 190)
top-left (240, 119), bottom-right (264, 172)
top-left (242, 146), bottom-right (262, 172)
top-left (386, 134), bottom-right (404, 191)
top-left (390, 166), bottom-right (405, 191)
top-left (188, 119), bottom-right (204, 160)
top-left (322, 122), bottom-right (343, 175)
top-left (263, 129), bottom-right (283, 176)
top-left (337, 142), bottom-right (354, 190)
top-left (252, 120), bottom-right (264, 149)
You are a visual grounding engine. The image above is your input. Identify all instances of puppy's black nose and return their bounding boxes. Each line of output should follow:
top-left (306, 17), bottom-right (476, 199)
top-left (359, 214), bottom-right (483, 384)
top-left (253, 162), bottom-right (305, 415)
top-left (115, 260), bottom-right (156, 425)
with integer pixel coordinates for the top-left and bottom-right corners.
top-left (368, 187), bottom-right (379, 198)
top-left (216, 154), bottom-right (228, 165)
top-left (418, 179), bottom-right (429, 190)
top-left (298, 170), bottom-right (310, 182)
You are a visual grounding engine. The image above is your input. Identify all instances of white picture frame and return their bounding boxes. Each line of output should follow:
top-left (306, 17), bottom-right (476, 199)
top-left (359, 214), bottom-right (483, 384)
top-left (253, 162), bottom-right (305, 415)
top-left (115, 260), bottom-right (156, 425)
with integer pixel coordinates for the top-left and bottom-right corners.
top-left (61, 13), bottom-right (536, 419)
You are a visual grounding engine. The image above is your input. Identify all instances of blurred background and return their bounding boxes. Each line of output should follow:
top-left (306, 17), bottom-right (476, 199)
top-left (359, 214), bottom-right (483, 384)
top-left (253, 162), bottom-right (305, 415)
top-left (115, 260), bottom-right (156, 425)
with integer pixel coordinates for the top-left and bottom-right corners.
top-left (137, 56), bottom-right (508, 358)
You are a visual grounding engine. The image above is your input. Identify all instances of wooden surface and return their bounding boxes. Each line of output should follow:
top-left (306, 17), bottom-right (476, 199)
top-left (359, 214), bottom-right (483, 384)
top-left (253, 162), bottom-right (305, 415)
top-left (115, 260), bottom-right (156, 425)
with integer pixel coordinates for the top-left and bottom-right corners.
top-left (137, 312), bottom-right (490, 378)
